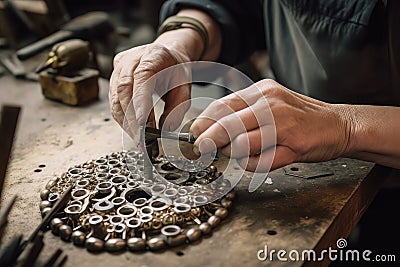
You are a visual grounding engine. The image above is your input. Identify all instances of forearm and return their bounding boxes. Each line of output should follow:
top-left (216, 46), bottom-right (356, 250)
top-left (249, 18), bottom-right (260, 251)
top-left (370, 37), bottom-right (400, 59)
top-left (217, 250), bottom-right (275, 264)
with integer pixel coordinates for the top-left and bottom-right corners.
top-left (342, 104), bottom-right (400, 168)
top-left (155, 9), bottom-right (222, 61)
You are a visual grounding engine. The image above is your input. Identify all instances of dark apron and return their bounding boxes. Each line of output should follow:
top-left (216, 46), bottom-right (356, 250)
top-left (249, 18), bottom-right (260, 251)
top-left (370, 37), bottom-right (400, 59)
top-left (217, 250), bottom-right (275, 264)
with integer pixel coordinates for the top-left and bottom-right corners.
top-left (264, 0), bottom-right (400, 105)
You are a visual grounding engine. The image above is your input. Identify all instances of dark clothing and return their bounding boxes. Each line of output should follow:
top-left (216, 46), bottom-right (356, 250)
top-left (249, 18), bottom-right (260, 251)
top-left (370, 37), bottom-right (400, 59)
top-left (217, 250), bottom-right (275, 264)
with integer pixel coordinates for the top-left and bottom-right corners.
top-left (160, 0), bottom-right (400, 105)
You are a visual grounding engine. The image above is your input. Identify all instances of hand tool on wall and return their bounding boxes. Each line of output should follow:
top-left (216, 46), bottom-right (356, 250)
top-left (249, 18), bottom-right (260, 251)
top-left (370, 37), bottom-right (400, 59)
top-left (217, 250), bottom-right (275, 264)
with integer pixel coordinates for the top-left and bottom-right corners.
top-left (0, 52), bottom-right (38, 81)
top-left (16, 11), bottom-right (114, 60)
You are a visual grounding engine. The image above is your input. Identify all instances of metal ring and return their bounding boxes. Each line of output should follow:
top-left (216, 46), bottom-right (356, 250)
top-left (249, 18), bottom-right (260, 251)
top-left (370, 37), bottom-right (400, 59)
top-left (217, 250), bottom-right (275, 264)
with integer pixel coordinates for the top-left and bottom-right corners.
top-left (64, 204), bottom-right (82, 215)
top-left (111, 175), bottom-right (127, 186)
top-left (71, 188), bottom-right (89, 201)
top-left (68, 168), bottom-right (82, 176)
top-left (96, 182), bottom-right (113, 194)
top-left (48, 193), bottom-right (60, 203)
top-left (94, 158), bottom-right (107, 165)
top-left (132, 197), bottom-right (147, 207)
top-left (173, 203), bottom-right (191, 214)
top-left (161, 225), bottom-right (181, 237)
top-left (163, 188), bottom-right (178, 198)
top-left (173, 196), bottom-right (189, 205)
top-left (110, 215), bottom-right (124, 225)
top-left (116, 205), bottom-right (137, 218)
top-left (75, 179), bottom-right (90, 188)
top-left (114, 223), bottom-right (126, 233)
top-left (125, 217), bottom-right (141, 229)
top-left (111, 197), bottom-right (126, 207)
top-left (109, 168), bottom-right (121, 175)
top-left (140, 214), bottom-right (153, 223)
top-left (96, 172), bottom-right (108, 180)
top-left (93, 200), bottom-right (114, 213)
top-left (150, 199), bottom-right (169, 211)
top-left (89, 215), bottom-right (103, 226)
top-left (193, 195), bottom-right (208, 206)
top-left (139, 206), bottom-right (154, 216)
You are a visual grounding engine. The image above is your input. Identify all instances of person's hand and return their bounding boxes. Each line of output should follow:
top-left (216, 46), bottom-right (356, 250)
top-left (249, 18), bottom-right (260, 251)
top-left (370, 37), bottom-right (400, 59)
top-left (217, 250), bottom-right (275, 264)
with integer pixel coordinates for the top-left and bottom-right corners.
top-left (190, 79), bottom-right (353, 172)
top-left (109, 42), bottom-right (191, 136)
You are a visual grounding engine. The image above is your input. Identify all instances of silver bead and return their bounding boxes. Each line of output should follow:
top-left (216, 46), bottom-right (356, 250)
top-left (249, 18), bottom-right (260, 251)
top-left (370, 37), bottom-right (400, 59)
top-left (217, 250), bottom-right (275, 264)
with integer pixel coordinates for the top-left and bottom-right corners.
top-left (199, 222), bottom-right (212, 235)
top-left (85, 237), bottom-right (104, 252)
top-left (166, 234), bottom-right (187, 247)
top-left (39, 200), bottom-right (52, 211)
top-left (41, 207), bottom-right (52, 217)
top-left (207, 215), bottom-right (221, 228)
top-left (215, 208), bottom-right (228, 219)
top-left (147, 237), bottom-right (166, 251)
top-left (221, 198), bottom-right (232, 209)
top-left (186, 228), bottom-right (202, 242)
top-left (127, 237), bottom-right (146, 251)
top-left (40, 189), bottom-right (50, 201)
top-left (50, 218), bottom-right (64, 235)
top-left (59, 225), bottom-right (72, 241)
top-left (71, 230), bottom-right (86, 246)
top-left (225, 190), bottom-right (236, 201)
top-left (105, 238), bottom-right (126, 252)
top-left (45, 179), bottom-right (57, 190)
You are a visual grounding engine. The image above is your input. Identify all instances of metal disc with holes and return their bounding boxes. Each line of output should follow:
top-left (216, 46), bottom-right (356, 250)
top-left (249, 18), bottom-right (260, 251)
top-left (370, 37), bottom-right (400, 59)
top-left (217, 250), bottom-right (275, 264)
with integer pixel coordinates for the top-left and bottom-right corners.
top-left (40, 151), bottom-right (235, 253)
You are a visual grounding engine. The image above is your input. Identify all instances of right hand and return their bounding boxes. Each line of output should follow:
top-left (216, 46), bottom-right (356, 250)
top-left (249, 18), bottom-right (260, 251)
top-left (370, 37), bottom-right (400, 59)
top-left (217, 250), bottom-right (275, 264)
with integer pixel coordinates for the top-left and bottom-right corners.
top-left (109, 42), bottom-right (192, 139)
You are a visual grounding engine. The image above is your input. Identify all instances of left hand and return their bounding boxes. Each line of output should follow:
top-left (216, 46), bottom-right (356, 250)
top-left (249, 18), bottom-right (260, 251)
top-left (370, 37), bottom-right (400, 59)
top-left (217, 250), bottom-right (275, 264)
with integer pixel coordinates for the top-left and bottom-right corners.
top-left (190, 79), bottom-right (353, 172)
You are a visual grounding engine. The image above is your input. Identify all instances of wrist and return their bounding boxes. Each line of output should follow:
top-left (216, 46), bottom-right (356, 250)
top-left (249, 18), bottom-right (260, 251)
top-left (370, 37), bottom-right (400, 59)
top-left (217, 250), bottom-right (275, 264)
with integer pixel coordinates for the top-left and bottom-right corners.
top-left (332, 104), bottom-right (359, 157)
top-left (154, 27), bottom-right (203, 61)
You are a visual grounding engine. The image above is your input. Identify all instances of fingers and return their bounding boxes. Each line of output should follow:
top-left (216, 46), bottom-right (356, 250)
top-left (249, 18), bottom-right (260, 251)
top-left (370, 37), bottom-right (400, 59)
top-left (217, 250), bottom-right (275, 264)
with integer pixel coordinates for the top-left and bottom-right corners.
top-left (159, 84), bottom-right (191, 131)
top-left (193, 100), bottom-right (274, 154)
top-left (221, 124), bottom-right (276, 158)
top-left (131, 45), bottom-right (178, 125)
top-left (190, 81), bottom-right (268, 136)
top-left (109, 67), bottom-right (124, 127)
top-left (237, 145), bottom-right (296, 172)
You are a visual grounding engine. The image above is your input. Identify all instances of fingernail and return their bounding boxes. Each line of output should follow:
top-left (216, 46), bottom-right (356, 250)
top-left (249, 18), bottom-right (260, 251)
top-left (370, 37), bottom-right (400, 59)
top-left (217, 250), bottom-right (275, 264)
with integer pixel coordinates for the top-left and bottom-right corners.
top-left (193, 145), bottom-right (200, 156)
top-left (198, 138), bottom-right (216, 155)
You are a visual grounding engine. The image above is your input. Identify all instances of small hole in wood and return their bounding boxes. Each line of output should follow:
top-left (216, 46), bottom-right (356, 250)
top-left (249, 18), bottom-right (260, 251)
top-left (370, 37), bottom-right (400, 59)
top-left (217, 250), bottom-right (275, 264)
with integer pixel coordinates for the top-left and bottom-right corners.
top-left (290, 167), bottom-right (299, 171)
top-left (39, 164), bottom-right (46, 168)
top-left (104, 118), bottom-right (110, 122)
top-left (176, 251), bottom-right (184, 256)
top-left (267, 230), bottom-right (277, 235)
top-left (34, 169), bottom-right (42, 172)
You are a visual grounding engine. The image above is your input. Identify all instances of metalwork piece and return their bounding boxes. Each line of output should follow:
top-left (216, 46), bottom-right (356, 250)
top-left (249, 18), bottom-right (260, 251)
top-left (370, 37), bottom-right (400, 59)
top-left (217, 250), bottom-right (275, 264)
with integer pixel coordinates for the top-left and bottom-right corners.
top-left (199, 222), bottom-right (212, 235)
top-left (39, 151), bottom-right (235, 253)
top-left (50, 218), bottom-right (64, 235)
top-left (85, 237), bottom-right (104, 253)
top-left (127, 237), bottom-right (146, 251)
top-left (186, 228), bottom-right (202, 242)
top-left (166, 234), bottom-right (187, 247)
top-left (40, 201), bottom-right (52, 211)
top-left (215, 208), bottom-right (228, 219)
top-left (147, 237), bottom-right (166, 251)
top-left (59, 225), bottom-right (72, 241)
top-left (71, 231), bottom-right (86, 246)
top-left (40, 189), bottom-right (50, 201)
top-left (105, 238), bottom-right (126, 252)
top-left (207, 216), bottom-right (221, 228)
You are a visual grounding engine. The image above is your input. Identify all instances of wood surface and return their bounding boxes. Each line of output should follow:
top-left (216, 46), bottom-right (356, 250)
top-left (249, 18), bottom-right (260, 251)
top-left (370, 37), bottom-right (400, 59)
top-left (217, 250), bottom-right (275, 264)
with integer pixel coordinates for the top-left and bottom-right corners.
top-left (0, 74), bottom-right (391, 267)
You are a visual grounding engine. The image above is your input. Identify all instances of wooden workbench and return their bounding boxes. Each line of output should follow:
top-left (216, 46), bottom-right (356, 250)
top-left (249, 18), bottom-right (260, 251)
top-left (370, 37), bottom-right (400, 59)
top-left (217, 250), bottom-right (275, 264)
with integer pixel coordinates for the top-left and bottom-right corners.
top-left (0, 73), bottom-right (393, 267)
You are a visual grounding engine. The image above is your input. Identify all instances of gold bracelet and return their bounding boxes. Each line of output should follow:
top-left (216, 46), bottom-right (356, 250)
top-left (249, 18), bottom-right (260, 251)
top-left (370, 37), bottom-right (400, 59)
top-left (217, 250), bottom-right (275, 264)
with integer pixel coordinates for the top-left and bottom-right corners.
top-left (158, 16), bottom-right (209, 60)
